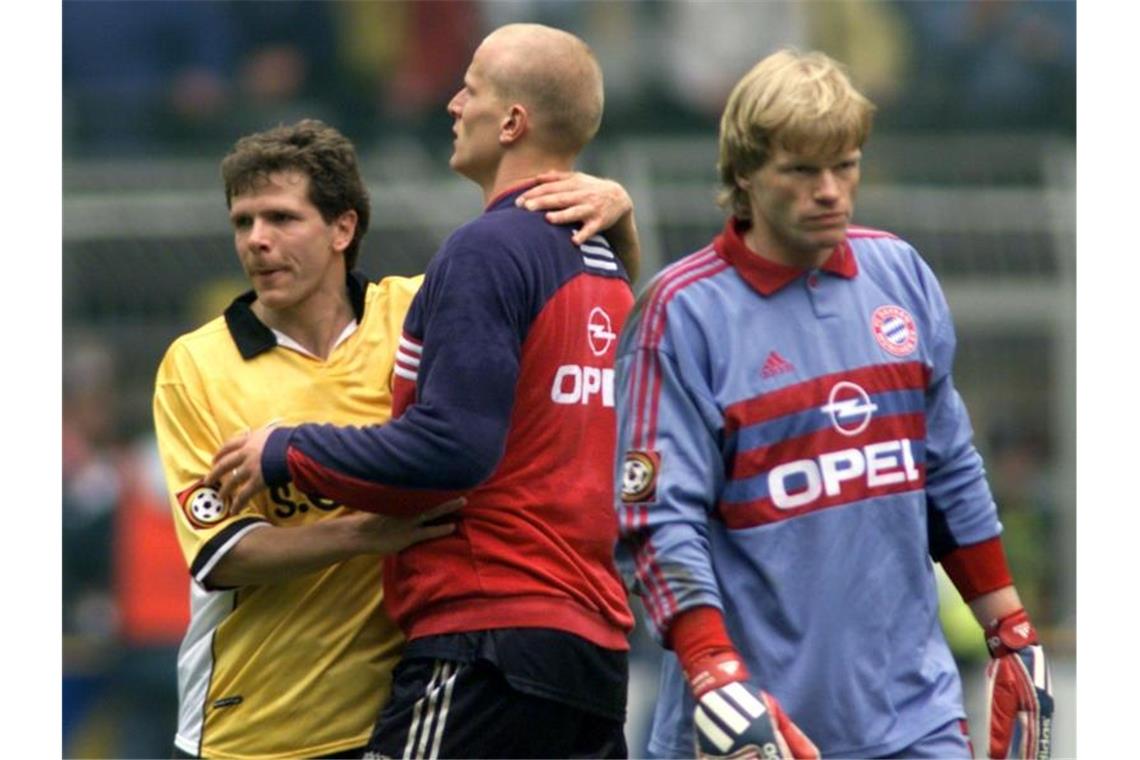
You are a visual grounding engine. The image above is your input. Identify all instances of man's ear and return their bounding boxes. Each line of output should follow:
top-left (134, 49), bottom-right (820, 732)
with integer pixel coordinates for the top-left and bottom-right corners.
top-left (331, 210), bottom-right (358, 254)
top-left (736, 175), bottom-right (752, 190)
top-left (499, 104), bottom-right (528, 145)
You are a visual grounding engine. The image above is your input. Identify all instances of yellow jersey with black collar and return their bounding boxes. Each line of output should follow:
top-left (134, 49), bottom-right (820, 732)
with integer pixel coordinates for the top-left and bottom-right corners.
top-left (153, 272), bottom-right (421, 759)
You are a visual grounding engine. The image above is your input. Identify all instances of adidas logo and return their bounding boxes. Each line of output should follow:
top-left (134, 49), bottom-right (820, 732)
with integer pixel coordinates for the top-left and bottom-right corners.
top-left (717, 661), bottom-right (741, 677)
top-left (761, 351), bottom-right (795, 378)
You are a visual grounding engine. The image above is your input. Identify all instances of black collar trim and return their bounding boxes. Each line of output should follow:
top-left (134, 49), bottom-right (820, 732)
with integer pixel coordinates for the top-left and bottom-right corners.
top-left (223, 271), bottom-right (369, 360)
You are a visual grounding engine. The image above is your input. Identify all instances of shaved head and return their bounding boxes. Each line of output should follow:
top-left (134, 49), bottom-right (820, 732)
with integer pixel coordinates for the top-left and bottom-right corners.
top-left (477, 23), bottom-right (604, 156)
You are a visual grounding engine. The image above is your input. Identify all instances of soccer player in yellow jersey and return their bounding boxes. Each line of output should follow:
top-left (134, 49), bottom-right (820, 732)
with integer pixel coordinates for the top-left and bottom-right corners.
top-left (154, 119), bottom-right (639, 758)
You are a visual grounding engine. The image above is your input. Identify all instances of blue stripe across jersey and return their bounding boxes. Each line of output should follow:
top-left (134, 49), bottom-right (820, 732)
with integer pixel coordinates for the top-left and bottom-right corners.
top-left (614, 217), bottom-right (1001, 757)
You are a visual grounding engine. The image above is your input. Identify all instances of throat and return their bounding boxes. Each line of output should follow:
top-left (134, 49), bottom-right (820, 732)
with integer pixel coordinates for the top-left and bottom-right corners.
top-left (744, 227), bottom-right (833, 269)
top-left (252, 298), bottom-right (355, 360)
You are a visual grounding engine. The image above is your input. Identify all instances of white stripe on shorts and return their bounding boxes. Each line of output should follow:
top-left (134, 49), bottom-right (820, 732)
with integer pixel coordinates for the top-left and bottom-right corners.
top-left (403, 660), bottom-right (458, 759)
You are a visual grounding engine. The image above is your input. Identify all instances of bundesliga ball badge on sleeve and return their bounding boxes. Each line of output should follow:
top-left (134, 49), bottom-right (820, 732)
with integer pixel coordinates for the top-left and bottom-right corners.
top-left (621, 450), bottom-right (660, 503)
top-left (178, 483), bottom-right (227, 529)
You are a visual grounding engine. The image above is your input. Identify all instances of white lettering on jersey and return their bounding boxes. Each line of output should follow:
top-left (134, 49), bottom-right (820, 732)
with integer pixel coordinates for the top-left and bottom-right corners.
top-left (768, 439), bottom-right (920, 509)
top-left (819, 447), bottom-right (867, 496)
top-left (768, 459), bottom-right (822, 509)
top-left (551, 365), bottom-right (615, 407)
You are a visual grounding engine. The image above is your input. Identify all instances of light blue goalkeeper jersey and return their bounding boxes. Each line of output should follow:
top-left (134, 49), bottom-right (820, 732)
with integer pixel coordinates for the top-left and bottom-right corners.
top-left (615, 217), bottom-right (1001, 758)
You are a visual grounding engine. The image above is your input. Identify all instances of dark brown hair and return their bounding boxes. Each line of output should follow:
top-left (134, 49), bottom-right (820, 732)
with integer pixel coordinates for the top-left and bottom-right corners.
top-left (221, 119), bottom-right (371, 269)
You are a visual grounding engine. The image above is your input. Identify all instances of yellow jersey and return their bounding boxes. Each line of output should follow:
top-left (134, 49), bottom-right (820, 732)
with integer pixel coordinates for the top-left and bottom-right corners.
top-left (153, 273), bottom-right (421, 759)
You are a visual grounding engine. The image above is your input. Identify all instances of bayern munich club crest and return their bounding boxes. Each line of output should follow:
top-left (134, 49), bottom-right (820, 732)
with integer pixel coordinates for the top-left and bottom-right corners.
top-left (871, 305), bottom-right (918, 357)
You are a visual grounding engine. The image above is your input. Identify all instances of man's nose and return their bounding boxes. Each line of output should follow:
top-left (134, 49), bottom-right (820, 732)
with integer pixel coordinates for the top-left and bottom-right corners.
top-left (447, 90), bottom-right (465, 118)
top-left (247, 218), bottom-right (271, 249)
top-left (814, 171), bottom-right (840, 203)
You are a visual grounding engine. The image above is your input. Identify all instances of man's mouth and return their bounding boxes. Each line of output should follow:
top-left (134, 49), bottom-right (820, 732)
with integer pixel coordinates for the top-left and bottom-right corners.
top-left (805, 212), bottom-right (847, 225)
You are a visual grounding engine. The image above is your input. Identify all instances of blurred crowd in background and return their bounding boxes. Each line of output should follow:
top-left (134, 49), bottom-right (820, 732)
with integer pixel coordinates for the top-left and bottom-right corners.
top-left (62, 1), bottom-right (1076, 757)
top-left (63, 0), bottom-right (1075, 157)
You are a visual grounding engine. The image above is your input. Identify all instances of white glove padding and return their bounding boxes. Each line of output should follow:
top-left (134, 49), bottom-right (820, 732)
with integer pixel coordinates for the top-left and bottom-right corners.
top-left (690, 653), bottom-right (818, 760)
top-left (983, 609), bottom-right (1054, 758)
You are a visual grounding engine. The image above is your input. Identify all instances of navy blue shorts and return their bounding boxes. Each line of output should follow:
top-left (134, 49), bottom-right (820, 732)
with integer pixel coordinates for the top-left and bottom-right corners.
top-left (365, 656), bottom-right (627, 759)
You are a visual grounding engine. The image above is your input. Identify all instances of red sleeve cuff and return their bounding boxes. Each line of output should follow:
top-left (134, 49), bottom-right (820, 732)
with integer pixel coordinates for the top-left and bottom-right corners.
top-left (940, 536), bottom-right (1014, 601)
top-left (666, 605), bottom-right (736, 673)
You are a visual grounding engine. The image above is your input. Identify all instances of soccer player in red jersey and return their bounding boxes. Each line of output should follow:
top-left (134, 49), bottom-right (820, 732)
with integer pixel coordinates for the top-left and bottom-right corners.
top-left (210, 24), bottom-right (640, 758)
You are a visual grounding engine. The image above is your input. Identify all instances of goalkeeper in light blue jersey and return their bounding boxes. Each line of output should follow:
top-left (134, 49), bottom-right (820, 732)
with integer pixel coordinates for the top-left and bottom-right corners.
top-left (614, 49), bottom-right (1052, 760)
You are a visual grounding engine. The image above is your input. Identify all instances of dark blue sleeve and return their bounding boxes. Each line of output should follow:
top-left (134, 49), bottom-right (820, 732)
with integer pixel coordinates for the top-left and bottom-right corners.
top-left (262, 233), bottom-right (530, 510)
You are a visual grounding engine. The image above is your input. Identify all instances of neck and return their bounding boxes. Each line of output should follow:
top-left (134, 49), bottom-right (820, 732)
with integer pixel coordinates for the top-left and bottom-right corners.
top-left (743, 223), bottom-right (833, 270)
top-left (481, 149), bottom-right (575, 206)
top-left (252, 282), bottom-right (354, 360)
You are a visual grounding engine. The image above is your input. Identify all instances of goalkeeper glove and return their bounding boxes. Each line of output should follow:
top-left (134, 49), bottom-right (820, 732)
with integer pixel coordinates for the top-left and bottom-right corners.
top-left (688, 651), bottom-right (819, 760)
top-left (983, 608), bottom-right (1054, 759)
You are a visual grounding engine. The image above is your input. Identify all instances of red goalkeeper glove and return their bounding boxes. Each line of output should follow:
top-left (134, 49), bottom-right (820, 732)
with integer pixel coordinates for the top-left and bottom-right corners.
top-left (687, 651), bottom-right (819, 760)
top-left (983, 609), bottom-right (1054, 758)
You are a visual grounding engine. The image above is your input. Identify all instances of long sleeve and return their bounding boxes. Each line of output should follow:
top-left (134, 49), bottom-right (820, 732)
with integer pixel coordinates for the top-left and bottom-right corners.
top-left (920, 262), bottom-right (1003, 559)
top-left (262, 229), bottom-right (532, 516)
top-left (154, 341), bottom-right (268, 583)
top-left (614, 273), bottom-right (728, 643)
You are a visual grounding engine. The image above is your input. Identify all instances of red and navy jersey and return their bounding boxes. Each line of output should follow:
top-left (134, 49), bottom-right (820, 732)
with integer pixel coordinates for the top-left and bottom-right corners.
top-left (262, 184), bottom-right (634, 649)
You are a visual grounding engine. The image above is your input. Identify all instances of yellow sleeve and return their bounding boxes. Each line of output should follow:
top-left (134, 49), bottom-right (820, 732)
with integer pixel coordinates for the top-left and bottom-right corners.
top-left (374, 275), bottom-right (423, 391)
top-left (377, 274), bottom-right (423, 330)
top-left (153, 340), bottom-right (268, 577)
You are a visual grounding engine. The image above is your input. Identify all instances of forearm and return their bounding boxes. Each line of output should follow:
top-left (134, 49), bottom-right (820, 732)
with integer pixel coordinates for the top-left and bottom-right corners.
top-left (263, 252), bottom-right (519, 508)
top-left (939, 535), bottom-right (1030, 628)
top-left (206, 519), bottom-right (372, 588)
top-left (266, 408), bottom-right (494, 516)
top-left (667, 605), bottom-right (735, 666)
top-left (607, 209), bottom-right (641, 282)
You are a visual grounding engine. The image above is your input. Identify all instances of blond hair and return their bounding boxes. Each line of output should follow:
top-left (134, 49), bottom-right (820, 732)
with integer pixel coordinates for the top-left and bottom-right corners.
top-left (483, 24), bottom-right (604, 155)
top-left (717, 49), bottom-right (875, 219)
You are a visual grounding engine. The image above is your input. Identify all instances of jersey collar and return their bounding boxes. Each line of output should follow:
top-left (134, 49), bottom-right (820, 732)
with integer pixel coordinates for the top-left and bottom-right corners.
top-left (485, 179), bottom-right (541, 212)
top-left (224, 271), bottom-right (369, 360)
top-left (713, 216), bottom-right (858, 296)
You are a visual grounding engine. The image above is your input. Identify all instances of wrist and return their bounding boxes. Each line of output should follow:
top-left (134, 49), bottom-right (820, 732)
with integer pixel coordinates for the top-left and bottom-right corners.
top-left (984, 607), bottom-right (1039, 657)
top-left (262, 426), bottom-right (296, 487)
top-left (338, 514), bottom-right (384, 557)
top-left (941, 537), bottom-right (1013, 601)
top-left (668, 606), bottom-right (749, 697)
top-left (687, 649), bottom-right (751, 698)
